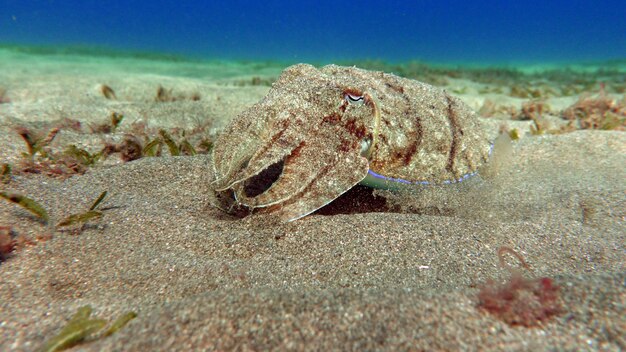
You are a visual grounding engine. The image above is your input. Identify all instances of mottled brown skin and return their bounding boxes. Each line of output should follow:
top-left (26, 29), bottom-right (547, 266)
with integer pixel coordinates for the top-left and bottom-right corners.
top-left (210, 64), bottom-right (490, 221)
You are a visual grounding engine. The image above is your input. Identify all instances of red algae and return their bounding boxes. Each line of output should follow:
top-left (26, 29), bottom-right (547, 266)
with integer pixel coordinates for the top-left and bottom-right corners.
top-left (477, 247), bottom-right (562, 327)
top-left (561, 84), bottom-right (626, 130)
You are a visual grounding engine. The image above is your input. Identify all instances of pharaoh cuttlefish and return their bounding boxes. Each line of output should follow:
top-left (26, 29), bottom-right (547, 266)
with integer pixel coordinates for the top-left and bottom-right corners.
top-left (209, 64), bottom-right (491, 221)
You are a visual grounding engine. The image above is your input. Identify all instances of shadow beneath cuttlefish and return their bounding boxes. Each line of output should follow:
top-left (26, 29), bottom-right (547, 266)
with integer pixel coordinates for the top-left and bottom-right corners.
top-left (314, 183), bottom-right (470, 218)
top-left (313, 185), bottom-right (390, 217)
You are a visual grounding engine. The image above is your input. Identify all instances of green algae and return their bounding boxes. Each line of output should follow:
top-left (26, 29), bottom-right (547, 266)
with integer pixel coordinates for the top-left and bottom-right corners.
top-left (56, 211), bottom-right (103, 227)
top-left (63, 145), bottom-right (102, 166)
top-left (89, 191), bottom-right (108, 211)
top-left (102, 311), bottom-right (138, 337)
top-left (159, 129), bottom-right (180, 156)
top-left (179, 139), bottom-right (197, 156)
top-left (38, 305), bottom-right (137, 352)
top-left (56, 191), bottom-right (107, 228)
top-left (142, 137), bottom-right (162, 157)
top-left (0, 192), bottom-right (49, 223)
top-left (100, 84), bottom-right (117, 100)
top-left (38, 319), bottom-right (107, 352)
top-left (15, 126), bottom-right (59, 158)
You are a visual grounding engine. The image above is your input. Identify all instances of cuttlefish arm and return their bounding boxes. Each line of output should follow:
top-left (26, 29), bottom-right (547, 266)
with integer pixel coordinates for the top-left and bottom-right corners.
top-left (231, 116), bottom-right (372, 221)
top-left (256, 140), bottom-right (370, 222)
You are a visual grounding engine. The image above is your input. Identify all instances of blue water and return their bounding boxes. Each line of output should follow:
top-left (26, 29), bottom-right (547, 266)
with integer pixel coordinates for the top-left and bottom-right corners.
top-left (2, 0), bottom-right (625, 64)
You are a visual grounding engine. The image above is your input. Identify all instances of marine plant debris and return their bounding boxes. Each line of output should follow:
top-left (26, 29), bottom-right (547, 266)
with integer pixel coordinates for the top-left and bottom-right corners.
top-left (476, 246), bottom-right (562, 327)
top-left (155, 85), bottom-right (200, 102)
top-left (57, 191), bottom-right (108, 233)
top-left (159, 129), bottom-right (181, 156)
top-left (8, 111), bottom-right (214, 179)
top-left (62, 145), bottom-right (102, 168)
top-left (15, 126), bottom-right (60, 159)
top-left (0, 226), bottom-right (15, 260)
top-left (0, 191), bottom-right (49, 223)
top-left (89, 112), bottom-right (124, 133)
top-left (102, 136), bottom-right (144, 162)
top-left (99, 84), bottom-right (117, 100)
top-left (515, 100), bottom-right (550, 121)
top-left (0, 189), bottom-right (110, 261)
top-left (13, 124), bottom-right (97, 177)
top-left (477, 99), bottom-right (516, 118)
top-left (130, 128), bottom-right (201, 158)
top-left (561, 84), bottom-right (626, 130)
top-left (37, 305), bottom-right (137, 352)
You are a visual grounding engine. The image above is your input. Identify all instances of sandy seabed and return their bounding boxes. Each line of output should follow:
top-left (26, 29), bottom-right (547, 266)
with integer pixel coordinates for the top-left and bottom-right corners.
top-left (0, 49), bottom-right (624, 351)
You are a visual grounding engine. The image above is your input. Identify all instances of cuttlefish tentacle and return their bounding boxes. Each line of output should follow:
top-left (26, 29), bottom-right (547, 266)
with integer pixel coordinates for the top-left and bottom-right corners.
top-left (234, 141), bottom-right (314, 208)
top-left (262, 144), bottom-right (370, 221)
top-left (216, 132), bottom-right (301, 193)
top-left (211, 122), bottom-right (265, 190)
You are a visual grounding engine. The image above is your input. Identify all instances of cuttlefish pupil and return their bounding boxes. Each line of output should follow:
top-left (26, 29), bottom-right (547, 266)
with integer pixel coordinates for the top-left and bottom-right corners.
top-left (345, 93), bottom-right (364, 104)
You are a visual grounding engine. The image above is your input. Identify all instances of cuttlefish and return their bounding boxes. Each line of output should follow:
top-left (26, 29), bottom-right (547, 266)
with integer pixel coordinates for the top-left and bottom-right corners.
top-left (209, 64), bottom-right (491, 221)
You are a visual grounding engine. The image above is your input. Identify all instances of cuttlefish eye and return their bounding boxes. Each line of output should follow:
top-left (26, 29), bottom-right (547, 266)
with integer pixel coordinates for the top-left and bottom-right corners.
top-left (345, 93), bottom-right (365, 105)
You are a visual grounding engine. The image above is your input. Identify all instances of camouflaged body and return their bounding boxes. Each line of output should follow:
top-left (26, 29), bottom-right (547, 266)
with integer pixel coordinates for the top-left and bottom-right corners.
top-left (210, 64), bottom-right (491, 221)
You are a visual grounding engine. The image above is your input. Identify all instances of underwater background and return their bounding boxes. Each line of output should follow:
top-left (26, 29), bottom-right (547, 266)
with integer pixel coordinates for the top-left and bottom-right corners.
top-left (2, 1), bottom-right (626, 351)
top-left (2, 0), bottom-right (625, 65)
